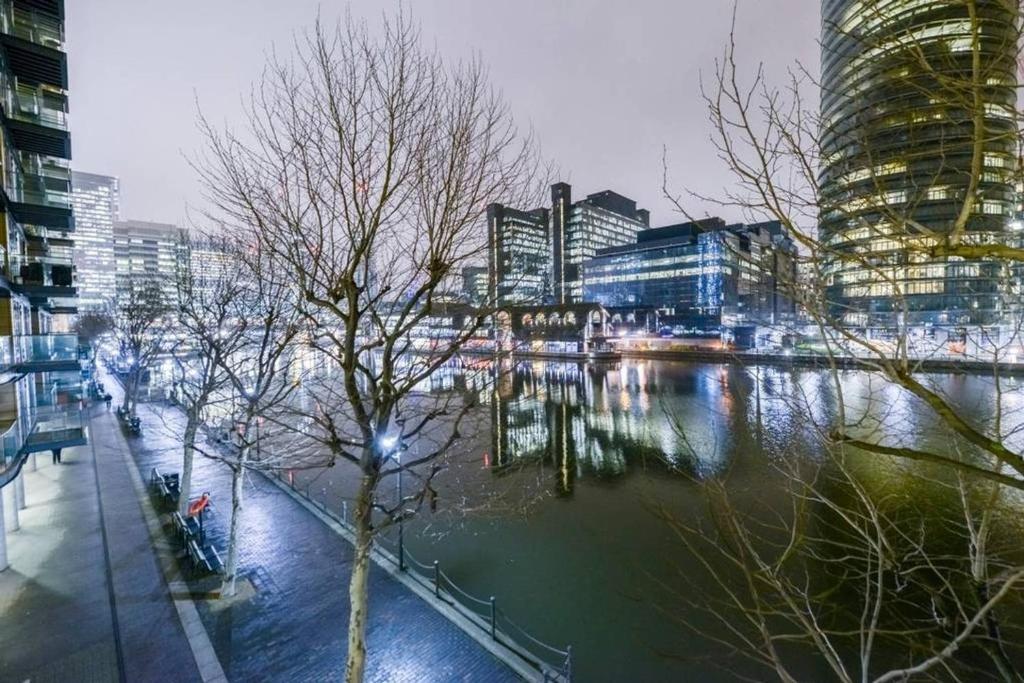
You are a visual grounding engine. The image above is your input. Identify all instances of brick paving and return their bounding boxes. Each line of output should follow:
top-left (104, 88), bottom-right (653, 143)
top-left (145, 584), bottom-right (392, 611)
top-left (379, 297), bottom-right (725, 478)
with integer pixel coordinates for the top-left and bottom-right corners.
top-left (0, 402), bottom-right (202, 683)
top-left (112, 372), bottom-right (522, 683)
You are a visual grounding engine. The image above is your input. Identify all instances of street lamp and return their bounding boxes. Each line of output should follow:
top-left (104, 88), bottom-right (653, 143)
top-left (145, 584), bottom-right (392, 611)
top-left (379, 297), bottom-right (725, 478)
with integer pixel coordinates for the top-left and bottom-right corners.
top-left (379, 432), bottom-right (404, 571)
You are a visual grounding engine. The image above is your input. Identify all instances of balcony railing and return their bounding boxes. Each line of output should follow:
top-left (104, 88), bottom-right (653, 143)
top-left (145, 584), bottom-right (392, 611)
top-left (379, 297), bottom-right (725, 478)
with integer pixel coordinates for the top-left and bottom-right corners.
top-left (8, 152), bottom-right (71, 210)
top-left (0, 3), bottom-right (63, 51)
top-left (5, 82), bottom-right (67, 130)
top-left (12, 334), bottom-right (78, 364)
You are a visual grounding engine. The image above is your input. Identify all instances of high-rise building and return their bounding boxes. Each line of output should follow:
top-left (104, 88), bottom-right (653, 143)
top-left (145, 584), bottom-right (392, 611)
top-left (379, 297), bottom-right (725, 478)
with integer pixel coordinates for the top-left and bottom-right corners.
top-left (487, 203), bottom-right (550, 306)
top-left (71, 171), bottom-right (118, 310)
top-left (583, 218), bottom-right (797, 329)
top-left (819, 0), bottom-right (1020, 329)
top-left (551, 183), bottom-right (649, 304)
top-left (0, 0), bottom-right (87, 567)
top-left (461, 265), bottom-right (488, 306)
top-left (113, 220), bottom-right (184, 305)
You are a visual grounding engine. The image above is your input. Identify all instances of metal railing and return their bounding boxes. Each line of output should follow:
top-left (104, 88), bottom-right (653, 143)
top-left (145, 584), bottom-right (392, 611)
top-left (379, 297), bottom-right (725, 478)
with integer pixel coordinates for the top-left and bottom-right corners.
top-left (272, 470), bottom-right (573, 682)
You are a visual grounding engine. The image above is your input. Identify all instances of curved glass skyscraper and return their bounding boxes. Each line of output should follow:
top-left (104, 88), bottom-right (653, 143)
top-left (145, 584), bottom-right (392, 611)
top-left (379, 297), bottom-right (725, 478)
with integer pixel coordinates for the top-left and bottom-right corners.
top-left (820, 0), bottom-right (1020, 328)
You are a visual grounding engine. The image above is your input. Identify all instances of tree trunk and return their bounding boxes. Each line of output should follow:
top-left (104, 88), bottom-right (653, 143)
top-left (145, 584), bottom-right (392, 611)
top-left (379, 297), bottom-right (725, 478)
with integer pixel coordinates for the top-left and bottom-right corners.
top-left (121, 367), bottom-right (134, 413)
top-left (345, 473), bottom-right (376, 683)
top-left (222, 446), bottom-right (248, 597)
top-left (180, 416), bottom-right (199, 516)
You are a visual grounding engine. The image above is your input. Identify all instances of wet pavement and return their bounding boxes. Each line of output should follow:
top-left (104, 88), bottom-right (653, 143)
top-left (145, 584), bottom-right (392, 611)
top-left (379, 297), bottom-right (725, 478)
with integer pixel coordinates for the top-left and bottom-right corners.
top-left (111, 371), bottom-right (521, 683)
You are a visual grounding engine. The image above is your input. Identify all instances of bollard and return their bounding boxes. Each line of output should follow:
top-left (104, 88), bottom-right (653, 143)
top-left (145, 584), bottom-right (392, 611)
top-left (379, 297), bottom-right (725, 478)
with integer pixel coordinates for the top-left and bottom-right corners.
top-left (489, 596), bottom-right (496, 639)
top-left (342, 501), bottom-right (348, 523)
top-left (433, 560), bottom-right (440, 597)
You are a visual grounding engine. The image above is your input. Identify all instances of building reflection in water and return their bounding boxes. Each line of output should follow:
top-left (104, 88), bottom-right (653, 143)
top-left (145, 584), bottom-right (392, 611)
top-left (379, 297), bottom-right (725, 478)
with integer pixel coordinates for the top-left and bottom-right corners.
top-left (484, 359), bottom-right (760, 496)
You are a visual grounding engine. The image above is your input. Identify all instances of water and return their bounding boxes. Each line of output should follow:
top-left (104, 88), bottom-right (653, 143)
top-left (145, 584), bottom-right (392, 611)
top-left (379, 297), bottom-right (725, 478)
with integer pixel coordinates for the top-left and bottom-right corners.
top-left (288, 359), bottom-right (1024, 681)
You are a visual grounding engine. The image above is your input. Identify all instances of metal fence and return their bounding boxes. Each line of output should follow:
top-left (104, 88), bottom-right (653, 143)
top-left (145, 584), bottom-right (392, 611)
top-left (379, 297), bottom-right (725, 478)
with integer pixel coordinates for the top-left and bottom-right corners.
top-left (271, 470), bottom-right (573, 682)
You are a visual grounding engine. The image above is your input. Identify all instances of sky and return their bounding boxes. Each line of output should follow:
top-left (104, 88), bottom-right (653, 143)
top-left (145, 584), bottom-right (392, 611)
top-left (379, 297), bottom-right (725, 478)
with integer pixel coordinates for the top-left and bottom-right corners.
top-left (66, 1), bottom-right (818, 227)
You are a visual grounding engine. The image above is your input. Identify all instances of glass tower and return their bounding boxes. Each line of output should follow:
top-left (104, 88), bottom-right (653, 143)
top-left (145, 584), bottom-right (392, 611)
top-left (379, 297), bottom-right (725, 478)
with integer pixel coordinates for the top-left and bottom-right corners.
top-left (71, 171), bottom-right (118, 310)
top-left (819, 0), bottom-right (1020, 329)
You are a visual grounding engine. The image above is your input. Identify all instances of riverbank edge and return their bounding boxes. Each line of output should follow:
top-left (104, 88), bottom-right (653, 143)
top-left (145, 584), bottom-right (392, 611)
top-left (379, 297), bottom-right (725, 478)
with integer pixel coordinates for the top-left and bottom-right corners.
top-left (263, 474), bottom-right (545, 683)
top-left (467, 348), bottom-right (1024, 375)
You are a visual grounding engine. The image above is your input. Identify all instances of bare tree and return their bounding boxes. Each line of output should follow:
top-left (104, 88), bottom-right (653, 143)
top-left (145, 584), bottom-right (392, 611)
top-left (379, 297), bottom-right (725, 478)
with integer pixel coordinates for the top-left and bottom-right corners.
top-left (111, 280), bottom-right (173, 415)
top-left (662, 1), bottom-right (1024, 491)
top-left (195, 11), bottom-right (543, 679)
top-left (170, 231), bottom-right (249, 516)
top-left (187, 242), bottom-right (309, 597)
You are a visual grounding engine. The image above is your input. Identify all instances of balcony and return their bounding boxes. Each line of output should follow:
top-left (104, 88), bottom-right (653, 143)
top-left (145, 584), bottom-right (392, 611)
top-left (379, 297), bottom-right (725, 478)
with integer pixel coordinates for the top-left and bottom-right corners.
top-left (0, 4), bottom-right (62, 50)
top-left (0, 405), bottom-right (86, 486)
top-left (2, 81), bottom-right (70, 157)
top-left (11, 333), bottom-right (79, 371)
top-left (0, 2), bottom-right (65, 89)
top-left (6, 151), bottom-right (73, 229)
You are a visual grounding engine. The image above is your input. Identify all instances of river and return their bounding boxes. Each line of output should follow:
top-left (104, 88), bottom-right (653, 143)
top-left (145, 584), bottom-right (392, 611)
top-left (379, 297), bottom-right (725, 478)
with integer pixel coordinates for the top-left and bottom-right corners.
top-left (283, 358), bottom-right (1024, 681)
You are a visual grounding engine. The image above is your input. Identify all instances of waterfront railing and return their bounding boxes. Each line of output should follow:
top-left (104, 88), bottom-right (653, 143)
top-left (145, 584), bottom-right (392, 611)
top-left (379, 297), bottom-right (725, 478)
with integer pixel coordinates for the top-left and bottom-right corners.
top-left (272, 471), bottom-right (573, 682)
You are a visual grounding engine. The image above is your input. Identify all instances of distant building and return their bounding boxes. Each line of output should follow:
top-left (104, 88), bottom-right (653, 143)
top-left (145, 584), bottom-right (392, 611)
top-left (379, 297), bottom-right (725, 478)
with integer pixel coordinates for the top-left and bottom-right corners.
top-left (71, 171), bottom-right (118, 310)
top-left (583, 218), bottom-right (796, 329)
top-left (487, 203), bottom-right (550, 306)
top-left (113, 220), bottom-right (184, 304)
top-left (461, 265), bottom-right (488, 306)
top-left (551, 183), bottom-right (649, 304)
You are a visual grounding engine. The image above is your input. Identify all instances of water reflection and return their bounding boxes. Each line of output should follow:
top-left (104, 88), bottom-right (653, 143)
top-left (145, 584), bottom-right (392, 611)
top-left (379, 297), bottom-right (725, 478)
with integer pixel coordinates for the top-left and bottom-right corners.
top-left (485, 360), bottom-right (784, 494)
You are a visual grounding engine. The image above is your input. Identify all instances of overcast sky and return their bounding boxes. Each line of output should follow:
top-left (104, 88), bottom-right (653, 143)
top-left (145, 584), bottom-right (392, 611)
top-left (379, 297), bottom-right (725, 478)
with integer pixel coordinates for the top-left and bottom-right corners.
top-left (66, 1), bottom-right (817, 227)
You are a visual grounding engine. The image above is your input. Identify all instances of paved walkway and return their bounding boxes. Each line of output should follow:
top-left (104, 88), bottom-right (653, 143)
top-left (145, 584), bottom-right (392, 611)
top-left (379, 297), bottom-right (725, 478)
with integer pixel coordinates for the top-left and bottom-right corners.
top-left (110, 372), bottom-right (521, 683)
top-left (0, 402), bottom-right (202, 682)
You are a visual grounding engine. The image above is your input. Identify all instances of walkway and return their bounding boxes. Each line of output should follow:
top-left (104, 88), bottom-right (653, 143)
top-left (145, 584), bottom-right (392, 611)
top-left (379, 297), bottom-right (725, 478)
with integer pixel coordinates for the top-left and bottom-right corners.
top-left (0, 403), bottom-right (202, 682)
top-left (109, 372), bottom-right (521, 682)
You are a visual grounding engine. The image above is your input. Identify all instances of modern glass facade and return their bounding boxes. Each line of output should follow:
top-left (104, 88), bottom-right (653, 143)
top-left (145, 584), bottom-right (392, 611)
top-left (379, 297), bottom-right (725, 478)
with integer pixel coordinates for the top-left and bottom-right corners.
top-left (70, 171), bottom-right (118, 310)
top-left (820, 0), bottom-right (1020, 328)
top-left (113, 219), bottom-right (184, 305)
top-left (551, 183), bottom-right (649, 304)
top-left (583, 219), bottom-right (797, 329)
top-left (0, 0), bottom-right (87, 520)
top-left (487, 203), bottom-right (550, 306)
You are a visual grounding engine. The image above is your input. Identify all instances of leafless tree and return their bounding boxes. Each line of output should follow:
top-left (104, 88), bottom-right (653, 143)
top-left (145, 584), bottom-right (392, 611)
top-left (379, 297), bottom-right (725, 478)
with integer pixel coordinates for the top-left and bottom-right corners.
top-left (169, 231), bottom-right (249, 516)
top-left (661, 1), bottom-right (1024, 492)
top-left (111, 279), bottom-right (173, 415)
top-left (185, 242), bottom-right (311, 597)
top-left (195, 10), bottom-right (543, 679)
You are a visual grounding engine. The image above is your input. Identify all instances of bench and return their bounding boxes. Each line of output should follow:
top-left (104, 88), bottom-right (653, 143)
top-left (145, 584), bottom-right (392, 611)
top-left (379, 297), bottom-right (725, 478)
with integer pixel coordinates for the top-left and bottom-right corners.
top-left (126, 416), bottom-right (141, 434)
top-left (149, 468), bottom-right (180, 505)
top-left (187, 538), bottom-right (225, 575)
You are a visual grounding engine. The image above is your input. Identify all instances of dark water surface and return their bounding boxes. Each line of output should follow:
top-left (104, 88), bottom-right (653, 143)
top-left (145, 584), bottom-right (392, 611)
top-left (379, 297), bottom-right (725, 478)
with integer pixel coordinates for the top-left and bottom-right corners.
top-left (288, 359), bottom-right (1024, 681)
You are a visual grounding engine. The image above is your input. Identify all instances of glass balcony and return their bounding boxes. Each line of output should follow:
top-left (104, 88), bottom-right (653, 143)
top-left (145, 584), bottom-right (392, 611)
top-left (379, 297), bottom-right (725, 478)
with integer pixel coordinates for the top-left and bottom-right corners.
top-left (0, 336), bottom-right (12, 368)
top-left (5, 82), bottom-right (67, 130)
top-left (9, 255), bottom-right (75, 289)
top-left (12, 334), bottom-right (78, 364)
top-left (0, 3), bottom-right (63, 51)
top-left (14, 152), bottom-right (70, 209)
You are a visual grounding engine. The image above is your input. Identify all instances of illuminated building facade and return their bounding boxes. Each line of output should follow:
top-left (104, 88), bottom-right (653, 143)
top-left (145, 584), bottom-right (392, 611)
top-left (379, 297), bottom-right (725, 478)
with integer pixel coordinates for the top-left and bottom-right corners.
top-left (70, 171), bottom-right (117, 310)
top-left (113, 220), bottom-right (183, 305)
top-left (551, 183), bottom-right (649, 304)
top-left (487, 203), bottom-right (550, 306)
top-left (461, 265), bottom-right (488, 306)
top-left (583, 218), bottom-right (797, 329)
top-left (820, 0), bottom-right (1020, 328)
top-left (0, 0), bottom-right (88, 567)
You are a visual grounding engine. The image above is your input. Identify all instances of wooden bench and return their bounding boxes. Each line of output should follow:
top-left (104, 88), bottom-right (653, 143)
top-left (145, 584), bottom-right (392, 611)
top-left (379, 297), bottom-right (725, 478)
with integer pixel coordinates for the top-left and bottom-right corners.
top-left (149, 468), bottom-right (180, 505)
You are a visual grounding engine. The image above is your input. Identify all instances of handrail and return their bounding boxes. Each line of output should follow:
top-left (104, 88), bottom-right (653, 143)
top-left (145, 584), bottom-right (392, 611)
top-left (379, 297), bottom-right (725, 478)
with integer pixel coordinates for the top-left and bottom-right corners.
top-left (274, 468), bottom-right (573, 681)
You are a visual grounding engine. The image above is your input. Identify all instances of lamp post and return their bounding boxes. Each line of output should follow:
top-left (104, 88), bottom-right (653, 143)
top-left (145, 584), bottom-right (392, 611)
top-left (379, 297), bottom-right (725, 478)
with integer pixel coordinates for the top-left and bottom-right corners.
top-left (380, 432), bottom-right (404, 571)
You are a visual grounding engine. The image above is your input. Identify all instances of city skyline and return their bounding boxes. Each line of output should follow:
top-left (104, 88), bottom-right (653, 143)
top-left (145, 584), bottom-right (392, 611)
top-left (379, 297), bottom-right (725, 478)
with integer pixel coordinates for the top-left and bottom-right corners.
top-left (65, 1), bottom-right (818, 226)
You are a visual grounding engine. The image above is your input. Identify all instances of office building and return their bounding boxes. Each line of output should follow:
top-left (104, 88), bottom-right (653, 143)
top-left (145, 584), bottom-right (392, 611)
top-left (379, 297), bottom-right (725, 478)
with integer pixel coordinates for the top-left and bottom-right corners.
top-left (113, 219), bottom-right (183, 305)
top-left (551, 183), bottom-right (649, 304)
top-left (0, 0), bottom-right (86, 568)
top-left (819, 0), bottom-right (1020, 328)
top-left (487, 203), bottom-right (550, 306)
top-left (583, 218), bottom-right (797, 329)
top-left (461, 265), bottom-right (488, 306)
top-left (71, 171), bottom-right (118, 310)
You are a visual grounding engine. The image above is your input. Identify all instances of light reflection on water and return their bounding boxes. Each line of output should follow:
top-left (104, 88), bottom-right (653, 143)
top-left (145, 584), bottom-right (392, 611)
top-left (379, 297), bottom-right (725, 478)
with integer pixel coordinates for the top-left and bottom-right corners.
top-left (287, 357), bottom-right (1024, 681)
